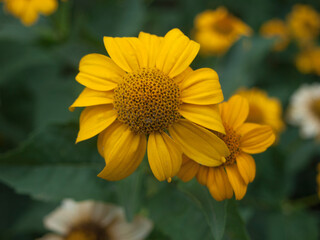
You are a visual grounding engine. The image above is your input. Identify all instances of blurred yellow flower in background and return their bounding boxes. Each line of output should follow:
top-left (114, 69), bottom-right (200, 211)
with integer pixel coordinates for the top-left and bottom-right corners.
top-left (177, 95), bottom-right (275, 201)
top-left (287, 83), bottom-right (320, 140)
top-left (38, 199), bottom-right (153, 240)
top-left (71, 28), bottom-right (230, 182)
top-left (295, 47), bottom-right (320, 76)
top-left (236, 88), bottom-right (285, 138)
top-left (287, 4), bottom-right (320, 47)
top-left (2, 0), bottom-right (57, 26)
top-left (260, 19), bottom-right (290, 51)
top-left (193, 7), bottom-right (252, 56)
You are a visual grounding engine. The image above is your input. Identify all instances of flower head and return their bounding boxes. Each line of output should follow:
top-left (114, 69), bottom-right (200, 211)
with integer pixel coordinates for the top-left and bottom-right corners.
top-left (38, 199), bottom-right (153, 240)
top-left (177, 95), bottom-right (275, 201)
top-left (287, 83), bottom-right (320, 139)
top-left (70, 29), bottom-right (230, 182)
top-left (236, 88), bottom-right (285, 138)
top-left (193, 7), bottom-right (252, 55)
top-left (2, 0), bottom-right (57, 26)
top-left (295, 47), bottom-right (320, 76)
top-left (260, 19), bottom-right (290, 51)
top-left (287, 4), bottom-right (320, 47)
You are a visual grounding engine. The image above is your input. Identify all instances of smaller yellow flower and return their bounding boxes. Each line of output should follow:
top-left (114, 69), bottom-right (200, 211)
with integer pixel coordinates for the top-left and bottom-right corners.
top-left (287, 4), bottom-right (320, 47)
top-left (177, 95), bottom-right (275, 201)
top-left (2, 0), bottom-right (57, 26)
top-left (260, 19), bottom-right (290, 51)
top-left (193, 7), bottom-right (252, 56)
top-left (236, 88), bottom-right (285, 138)
top-left (295, 47), bottom-right (320, 76)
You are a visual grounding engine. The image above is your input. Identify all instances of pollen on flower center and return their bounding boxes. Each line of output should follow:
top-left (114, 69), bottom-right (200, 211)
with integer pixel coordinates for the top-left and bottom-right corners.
top-left (65, 222), bottom-right (108, 240)
top-left (113, 68), bottom-right (181, 135)
top-left (311, 98), bottom-right (320, 121)
top-left (214, 123), bottom-right (241, 165)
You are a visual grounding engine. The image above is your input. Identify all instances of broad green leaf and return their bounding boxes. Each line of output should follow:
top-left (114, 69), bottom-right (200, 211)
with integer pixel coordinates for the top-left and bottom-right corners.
top-left (223, 199), bottom-right (250, 240)
top-left (0, 123), bottom-right (115, 202)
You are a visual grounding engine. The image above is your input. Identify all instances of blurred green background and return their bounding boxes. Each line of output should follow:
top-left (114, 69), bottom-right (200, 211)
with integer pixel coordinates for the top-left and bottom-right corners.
top-left (0, 0), bottom-right (319, 239)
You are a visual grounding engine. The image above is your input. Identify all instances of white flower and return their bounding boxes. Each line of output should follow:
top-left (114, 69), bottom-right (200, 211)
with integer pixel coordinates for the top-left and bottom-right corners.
top-left (287, 83), bottom-right (320, 139)
top-left (38, 199), bottom-right (153, 240)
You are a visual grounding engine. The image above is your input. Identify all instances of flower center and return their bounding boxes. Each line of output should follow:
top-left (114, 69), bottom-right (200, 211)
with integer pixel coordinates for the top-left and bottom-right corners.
top-left (113, 68), bottom-right (181, 134)
top-left (246, 104), bottom-right (264, 124)
top-left (214, 123), bottom-right (241, 166)
top-left (64, 222), bottom-right (108, 240)
top-left (311, 98), bottom-right (320, 121)
top-left (213, 18), bottom-right (234, 35)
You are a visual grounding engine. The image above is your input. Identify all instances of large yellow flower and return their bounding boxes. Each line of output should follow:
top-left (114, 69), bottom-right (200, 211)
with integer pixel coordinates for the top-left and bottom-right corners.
top-left (70, 29), bottom-right (230, 182)
top-left (193, 7), bottom-right (252, 56)
top-left (2, 0), bottom-right (57, 26)
top-left (177, 95), bottom-right (275, 201)
top-left (236, 88), bottom-right (285, 138)
top-left (260, 19), bottom-right (290, 52)
top-left (286, 4), bottom-right (320, 47)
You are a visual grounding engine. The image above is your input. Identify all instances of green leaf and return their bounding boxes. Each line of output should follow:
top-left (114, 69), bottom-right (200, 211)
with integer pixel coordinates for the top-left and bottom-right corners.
top-left (0, 123), bottom-right (116, 202)
top-left (178, 180), bottom-right (228, 240)
top-left (223, 199), bottom-right (250, 240)
top-left (146, 180), bottom-right (227, 240)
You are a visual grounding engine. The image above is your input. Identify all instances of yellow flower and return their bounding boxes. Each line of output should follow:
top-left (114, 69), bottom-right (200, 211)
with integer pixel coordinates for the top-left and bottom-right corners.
top-left (295, 47), bottom-right (320, 76)
top-left (2, 0), bottom-right (57, 26)
top-left (260, 19), bottom-right (290, 51)
top-left (193, 7), bottom-right (252, 56)
top-left (287, 4), bottom-right (320, 47)
top-left (70, 29), bottom-right (230, 182)
top-left (236, 88), bottom-right (285, 138)
top-left (38, 199), bottom-right (153, 240)
top-left (177, 95), bottom-right (275, 201)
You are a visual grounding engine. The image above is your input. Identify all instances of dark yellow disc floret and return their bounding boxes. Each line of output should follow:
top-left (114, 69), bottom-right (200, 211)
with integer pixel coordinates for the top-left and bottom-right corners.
top-left (113, 68), bottom-right (181, 135)
top-left (214, 123), bottom-right (241, 166)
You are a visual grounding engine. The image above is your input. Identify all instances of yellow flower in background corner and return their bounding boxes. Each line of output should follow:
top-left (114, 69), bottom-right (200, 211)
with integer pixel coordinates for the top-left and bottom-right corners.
top-left (236, 88), bottom-right (285, 139)
top-left (2, 0), bottom-right (57, 26)
top-left (295, 47), bottom-right (320, 76)
top-left (193, 7), bottom-right (252, 56)
top-left (177, 95), bottom-right (275, 201)
top-left (70, 28), bottom-right (230, 182)
top-left (260, 19), bottom-right (290, 51)
top-left (38, 199), bottom-right (153, 240)
top-left (287, 83), bottom-right (320, 140)
top-left (287, 4), bottom-right (320, 47)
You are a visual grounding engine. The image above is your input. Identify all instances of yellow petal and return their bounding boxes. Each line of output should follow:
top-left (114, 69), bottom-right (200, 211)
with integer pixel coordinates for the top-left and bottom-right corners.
top-left (76, 105), bottom-right (117, 143)
top-left (97, 121), bottom-right (146, 181)
top-left (103, 37), bottom-right (148, 72)
top-left (138, 32), bottom-right (163, 68)
top-left (225, 164), bottom-right (247, 200)
top-left (174, 67), bottom-right (193, 84)
top-left (147, 131), bottom-right (182, 181)
top-left (76, 54), bottom-right (124, 91)
top-left (169, 120), bottom-right (230, 167)
top-left (207, 167), bottom-right (233, 201)
top-left (180, 68), bottom-right (223, 105)
top-left (236, 152), bottom-right (256, 184)
top-left (196, 165), bottom-right (209, 185)
top-left (179, 104), bottom-right (225, 133)
top-left (220, 95), bottom-right (249, 130)
top-left (238, 124), bottom-right (275, 154)
top-left (177, 154), bottom-right (200, 182)
top-left (69, 88), bottom-right (114, 112)
top-left (156, 28), bottom-right (200, 78)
